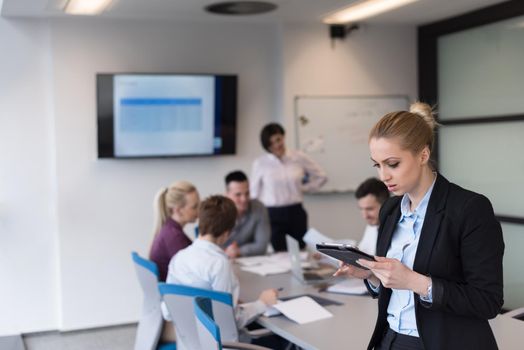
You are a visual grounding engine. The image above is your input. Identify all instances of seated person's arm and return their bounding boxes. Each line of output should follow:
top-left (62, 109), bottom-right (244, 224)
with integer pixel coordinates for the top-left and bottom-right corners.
top-left (212, 259), bottom-right (273, 328)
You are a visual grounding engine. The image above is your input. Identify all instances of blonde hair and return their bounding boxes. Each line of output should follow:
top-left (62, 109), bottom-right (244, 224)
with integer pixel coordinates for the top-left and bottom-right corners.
top-left (152, 180), bottom-right (197, 236)
top-left (369, 101), bottom-right (438, 154)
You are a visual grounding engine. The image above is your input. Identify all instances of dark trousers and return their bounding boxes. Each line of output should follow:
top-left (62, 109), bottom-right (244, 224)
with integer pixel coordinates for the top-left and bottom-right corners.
top-left (375, 328), bottom-right (424, 350)
top-left (267, 203), bottom-right (307, 252)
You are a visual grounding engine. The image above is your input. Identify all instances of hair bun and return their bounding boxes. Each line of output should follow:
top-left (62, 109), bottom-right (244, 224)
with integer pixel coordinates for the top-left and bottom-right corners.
top-left (409, 101), bottom-right (437, 131)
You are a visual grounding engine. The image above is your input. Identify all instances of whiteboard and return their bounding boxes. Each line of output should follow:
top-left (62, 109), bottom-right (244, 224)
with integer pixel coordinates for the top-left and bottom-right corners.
top-left (295, 95), bottom-right (409, 192)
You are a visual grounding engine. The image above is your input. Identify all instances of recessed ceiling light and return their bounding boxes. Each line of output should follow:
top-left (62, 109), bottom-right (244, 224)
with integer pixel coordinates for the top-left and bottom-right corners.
top-left (205, 1), bottom-right (277, 16)
top-left (324, 0), bottom-right (419, 24)
top-left (63, 0), bottom-right (113, 15)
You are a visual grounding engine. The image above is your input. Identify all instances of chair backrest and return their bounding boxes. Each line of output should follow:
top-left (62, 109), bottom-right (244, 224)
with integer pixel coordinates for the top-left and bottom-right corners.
top-left (194, 297), bottom-right (222, 350)
top-left (132, 252), bottom-right (163, 350)
top-left (159, 283), bottom-right (238, 350)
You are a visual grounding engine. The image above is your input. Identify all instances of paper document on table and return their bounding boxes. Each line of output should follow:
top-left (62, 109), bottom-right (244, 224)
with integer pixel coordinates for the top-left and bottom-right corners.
top-left (304, 228), bottom-right (357, 267)
top-left (235, 256), bottom-right (271, 267)
top-left (236, 252), bottom-right (307, 266)
top-left (240, 264), bottom-right (290, 276)
top-left (326, 278), bottom-right (368, 295)
top-left (303, 228), bottom-right (332, 249)
top-left (271, 296), bottom-right (333, 324)
top-left (236, 252), bottom-right (310, 275)
top-left (304, 228), bottom-right (356, 250)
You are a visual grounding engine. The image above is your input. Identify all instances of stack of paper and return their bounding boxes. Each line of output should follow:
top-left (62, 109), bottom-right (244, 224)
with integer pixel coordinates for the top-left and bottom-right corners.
top-left (326, 278), bottom-right (368, 295)
top-left (303, 228), bottom-right (357, 267)
top-left (236, 252), bottom-right (308, 276)
top-left (303, 228), bottom-right (357, 249)
top-left (264, 296), bottom-right (333, 324)
top-left (240, 264), bottom-right (290, 276)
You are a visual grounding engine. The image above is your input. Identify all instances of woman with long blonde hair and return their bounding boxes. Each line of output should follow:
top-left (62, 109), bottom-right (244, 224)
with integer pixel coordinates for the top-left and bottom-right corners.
top-left (149, 180), bottom-right (199, 281)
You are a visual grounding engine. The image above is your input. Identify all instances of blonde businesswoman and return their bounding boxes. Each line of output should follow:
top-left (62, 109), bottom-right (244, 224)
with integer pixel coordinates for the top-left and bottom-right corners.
top-left (336, 102), bottom-right (504, 350)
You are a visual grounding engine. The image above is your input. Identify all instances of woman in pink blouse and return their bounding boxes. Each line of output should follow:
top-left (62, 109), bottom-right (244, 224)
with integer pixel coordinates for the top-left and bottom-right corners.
top-left (251, 123), bottom-right (327, 251)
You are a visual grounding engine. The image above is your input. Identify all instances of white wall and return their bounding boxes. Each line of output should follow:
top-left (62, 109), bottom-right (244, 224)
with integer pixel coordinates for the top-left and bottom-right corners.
top-left (48, 18), bottom-right (280, 330)
top-left (0, 18), bottom-right (59, 335)
top-left (281, 23), bottom-right (417, 241)
top-left (0, 17), bottom-right (417, 335)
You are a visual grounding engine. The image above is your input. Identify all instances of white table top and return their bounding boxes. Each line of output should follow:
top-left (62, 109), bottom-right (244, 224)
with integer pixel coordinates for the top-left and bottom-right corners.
top-left (235, 263), bottom-right (524, 350)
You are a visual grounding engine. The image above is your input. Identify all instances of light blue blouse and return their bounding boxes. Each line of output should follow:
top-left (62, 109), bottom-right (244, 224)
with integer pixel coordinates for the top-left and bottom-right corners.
top-left (385, 177), bottom-right (436, 336)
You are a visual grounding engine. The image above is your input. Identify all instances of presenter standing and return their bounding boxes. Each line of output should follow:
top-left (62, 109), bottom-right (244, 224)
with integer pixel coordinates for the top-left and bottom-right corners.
top-left (251, 123), bottom-right (327, 251)
top-left (335, 102), bottom-right (504, 350)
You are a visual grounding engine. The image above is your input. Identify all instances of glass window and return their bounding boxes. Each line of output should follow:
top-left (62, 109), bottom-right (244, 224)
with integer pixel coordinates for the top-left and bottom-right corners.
top-left (438, 15), bottom-right (524, 120)
top-left (438, 121), bottom-right (524, 218)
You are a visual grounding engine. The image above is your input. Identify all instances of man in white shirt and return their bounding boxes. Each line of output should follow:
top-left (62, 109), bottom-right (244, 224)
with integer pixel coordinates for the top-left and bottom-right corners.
top-left (166, 195), bottom-right (278, 330)
top-left (355, 178), bottom-right (390, 255)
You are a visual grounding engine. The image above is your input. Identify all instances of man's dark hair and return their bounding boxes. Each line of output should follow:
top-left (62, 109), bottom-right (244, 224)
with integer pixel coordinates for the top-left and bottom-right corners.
top-left (355, 178), bottom-right (389, 204)
top-left (260, 123), bottom-right (285, 152)
top-left (225, 170), bottom-right (248, 188)
top-left (198, 195), bottom-right (237, 238)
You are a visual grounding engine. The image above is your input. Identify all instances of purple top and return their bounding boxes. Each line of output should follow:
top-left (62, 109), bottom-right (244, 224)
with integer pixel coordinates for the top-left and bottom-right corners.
top-left (149, 217), bottom-right (192, 281)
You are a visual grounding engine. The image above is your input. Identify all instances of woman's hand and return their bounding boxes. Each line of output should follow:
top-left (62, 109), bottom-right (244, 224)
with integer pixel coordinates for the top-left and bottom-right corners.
top-left (333, 262), bottom-right (381, 287)
top-left (357, 256), bottom-right (431, 295)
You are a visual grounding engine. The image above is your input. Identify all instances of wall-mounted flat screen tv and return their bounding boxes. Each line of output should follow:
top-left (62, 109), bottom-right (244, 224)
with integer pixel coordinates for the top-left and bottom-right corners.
top-left (97, 73), bottom-right (237, 158)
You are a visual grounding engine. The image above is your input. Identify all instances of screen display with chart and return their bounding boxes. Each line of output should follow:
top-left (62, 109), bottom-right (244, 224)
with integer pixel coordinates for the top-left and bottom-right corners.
top-left (113, 75), bottom-right (214, 157)
top-left (97, 74), bottom-right (237, 158)
top-left (295, 96), bottom-right (408, 192)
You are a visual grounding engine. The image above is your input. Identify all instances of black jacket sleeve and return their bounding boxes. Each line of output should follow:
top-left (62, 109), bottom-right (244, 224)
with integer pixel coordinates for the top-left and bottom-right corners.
top-left (425, 194), bottom-right (504, 319)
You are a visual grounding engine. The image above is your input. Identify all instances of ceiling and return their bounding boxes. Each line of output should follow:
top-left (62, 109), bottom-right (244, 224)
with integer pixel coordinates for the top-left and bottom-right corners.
top-left (0, 0), bottom-right (508, 25)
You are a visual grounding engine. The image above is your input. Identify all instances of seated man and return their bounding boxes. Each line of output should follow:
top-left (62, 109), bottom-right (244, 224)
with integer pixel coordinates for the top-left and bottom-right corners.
top-left (222, 170), bottom-right (271, 258)
top-left (355, 177), bottom-right (389, 255)
top-left (166, 195), bottom-right (278, 330)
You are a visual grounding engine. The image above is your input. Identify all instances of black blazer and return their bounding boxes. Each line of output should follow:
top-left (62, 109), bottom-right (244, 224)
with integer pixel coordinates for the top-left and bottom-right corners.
top-left (367, 174), bottom-right (504, 350)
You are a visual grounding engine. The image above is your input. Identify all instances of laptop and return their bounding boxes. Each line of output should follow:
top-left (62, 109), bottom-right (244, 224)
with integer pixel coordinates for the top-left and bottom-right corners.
top-left (286, 234), bottom-right (337, 284)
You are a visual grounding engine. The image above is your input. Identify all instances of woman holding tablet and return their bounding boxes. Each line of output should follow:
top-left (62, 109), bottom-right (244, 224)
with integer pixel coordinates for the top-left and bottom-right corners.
top-left (335, 102), bottom-right (504, 350)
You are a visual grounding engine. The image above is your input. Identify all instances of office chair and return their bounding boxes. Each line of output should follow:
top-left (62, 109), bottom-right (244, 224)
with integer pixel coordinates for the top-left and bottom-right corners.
top-left (193, 296), bottom-right (272, 350)
top-left (159, 283), bottom-right (272, 350)
top-left (159, 283), bottom-right (238, 350)
top-left (131, 252), bottom-right (176, 350)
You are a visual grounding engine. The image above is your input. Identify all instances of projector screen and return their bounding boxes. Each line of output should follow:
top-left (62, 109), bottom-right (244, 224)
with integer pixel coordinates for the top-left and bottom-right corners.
top-left (97, 73), bottom-right (237, 158)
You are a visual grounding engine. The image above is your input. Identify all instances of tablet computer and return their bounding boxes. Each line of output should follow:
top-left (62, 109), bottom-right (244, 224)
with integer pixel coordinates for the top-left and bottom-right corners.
top-left (316, 242), bottom-right (376, 270)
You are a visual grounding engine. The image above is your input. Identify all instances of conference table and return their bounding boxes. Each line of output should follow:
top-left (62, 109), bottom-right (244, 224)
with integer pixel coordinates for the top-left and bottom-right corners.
top-left (235, 262), bottom-right (524, 350)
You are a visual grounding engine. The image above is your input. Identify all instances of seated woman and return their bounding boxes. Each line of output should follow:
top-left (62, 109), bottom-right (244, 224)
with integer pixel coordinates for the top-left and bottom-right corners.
top-left (166, 195), bottom-right (278, 329)
top-left (149, 180), bottom-right (200, 282)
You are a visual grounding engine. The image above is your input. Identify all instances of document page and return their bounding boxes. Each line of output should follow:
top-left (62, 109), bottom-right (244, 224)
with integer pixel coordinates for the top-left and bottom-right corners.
top-left (304, 228), bottom-right (357, 267)
top-left (236, 252), bottom-right (309, 276)
top-left (240, 264), bottom-right (290, 276)
top-left (271, 296), bottom-right (333, 324)
top-left (326, 278), bottom-right (368, 295)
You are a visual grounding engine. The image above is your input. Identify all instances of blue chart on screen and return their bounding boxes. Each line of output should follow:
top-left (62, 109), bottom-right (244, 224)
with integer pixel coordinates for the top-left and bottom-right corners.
top-left (119, 98), bottom-right (203, 133)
